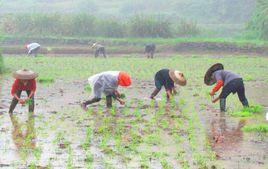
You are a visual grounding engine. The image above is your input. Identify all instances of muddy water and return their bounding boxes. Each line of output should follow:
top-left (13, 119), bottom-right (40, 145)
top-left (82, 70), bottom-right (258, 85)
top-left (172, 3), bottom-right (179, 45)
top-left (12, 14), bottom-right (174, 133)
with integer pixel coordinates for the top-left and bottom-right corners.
top-left (0, 77), bottom-right (267, 168)
top-left (246, 81), bottom-right (268, 107)
top-left (0, 78), bottom-right (169, 168)
top-left (197, 83), bottom-right (268, 169)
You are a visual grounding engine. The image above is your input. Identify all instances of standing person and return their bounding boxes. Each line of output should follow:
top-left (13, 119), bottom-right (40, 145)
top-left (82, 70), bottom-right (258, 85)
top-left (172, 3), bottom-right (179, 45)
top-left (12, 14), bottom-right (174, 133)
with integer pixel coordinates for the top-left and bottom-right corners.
top-left (91, 43), bottom-right (107, 58)
top-left (204, 63), bottom-right (249, 112)
top-left (150, 69), bottom-right (186, 101)
top-left (145, 44), bottom-right (156, 58)
top-left (8, 69), bottom-right (38, 115)
top-left (25, 43), bottom-right (41, 57)
top-left (81, 71), bottom-right (131, 109)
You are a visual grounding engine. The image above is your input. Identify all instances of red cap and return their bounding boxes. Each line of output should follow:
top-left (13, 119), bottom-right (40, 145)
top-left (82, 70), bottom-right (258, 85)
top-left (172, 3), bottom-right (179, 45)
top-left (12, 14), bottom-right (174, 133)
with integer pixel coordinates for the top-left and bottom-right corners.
top-left (118, 71), bottom-right (131, 87)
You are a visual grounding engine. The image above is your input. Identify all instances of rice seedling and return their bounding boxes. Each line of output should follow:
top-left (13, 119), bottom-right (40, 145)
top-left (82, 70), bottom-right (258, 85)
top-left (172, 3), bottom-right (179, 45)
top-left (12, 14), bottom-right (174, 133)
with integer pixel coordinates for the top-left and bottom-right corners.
top-left (230, 104), bottom-right (264, 117)
top-left (1, 54), bottom-right (267, 168)
top-left (242, 124), bottom-right (268, 133)
top-left (67, 146), bottom-right (74, 169)
top-left (84, 84), bottom-right (92, 93)
top-left (160, 159), bottom-right (173, 169)
top-left (230, 111), bottom-right (253, 117)
top-left (37, 77), bottom-right (55, 84)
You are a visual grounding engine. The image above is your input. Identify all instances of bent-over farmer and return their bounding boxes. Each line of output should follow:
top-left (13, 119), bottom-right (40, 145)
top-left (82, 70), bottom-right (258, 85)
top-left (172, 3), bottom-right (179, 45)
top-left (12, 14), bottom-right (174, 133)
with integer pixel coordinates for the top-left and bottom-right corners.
top-left (150, 69), bottom-right (186, 101)
top-left (145, 44), bottom-right (156, 58)
top-left (8, 69), bottom-right (38, 115)
top-left (204, 63), bottom-right (249, 112)
top-left (91, 43), bottom-right (106, 58)
top-left (81, 71), bottom-right (131, 109)
top-left (25, 43), bottom-right (41, 57)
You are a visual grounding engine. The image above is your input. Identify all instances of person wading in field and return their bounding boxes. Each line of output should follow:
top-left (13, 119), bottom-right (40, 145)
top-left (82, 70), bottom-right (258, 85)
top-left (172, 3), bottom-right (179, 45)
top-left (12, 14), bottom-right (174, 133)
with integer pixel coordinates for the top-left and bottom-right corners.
top-left (8, 69), bottom-right (38, 115)
top-left (25, 43), bottom-right (41, 57)
top-left (204, 63), bottom-right (249, 112)
top-left (81, 71), bottom-right (131, 109)
top-left (145, 44), bottom-right (156, 58)
top-left (150, 69), bottom-right (187, 101)
top-left (91, 43), bottom-right (107, 58)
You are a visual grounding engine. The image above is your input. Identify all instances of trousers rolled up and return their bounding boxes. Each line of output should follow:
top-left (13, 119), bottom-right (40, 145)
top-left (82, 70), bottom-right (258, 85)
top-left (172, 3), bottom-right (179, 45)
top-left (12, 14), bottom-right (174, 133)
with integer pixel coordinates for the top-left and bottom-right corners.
top-left (9, 90), bottom-right (35, 114)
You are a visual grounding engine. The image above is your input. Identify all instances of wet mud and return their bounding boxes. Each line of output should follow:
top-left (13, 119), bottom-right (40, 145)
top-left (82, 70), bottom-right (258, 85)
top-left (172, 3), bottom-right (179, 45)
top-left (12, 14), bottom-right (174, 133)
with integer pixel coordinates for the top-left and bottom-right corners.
top-left (0, 77), bottom-right (267, 168)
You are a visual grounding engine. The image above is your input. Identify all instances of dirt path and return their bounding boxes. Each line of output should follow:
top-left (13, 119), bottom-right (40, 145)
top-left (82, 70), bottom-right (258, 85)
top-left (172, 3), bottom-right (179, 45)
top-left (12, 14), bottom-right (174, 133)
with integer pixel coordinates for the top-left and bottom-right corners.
top-left (0, 77), bottom-right (267, 168)
top-left (2, 43), bottom-right (268, 57)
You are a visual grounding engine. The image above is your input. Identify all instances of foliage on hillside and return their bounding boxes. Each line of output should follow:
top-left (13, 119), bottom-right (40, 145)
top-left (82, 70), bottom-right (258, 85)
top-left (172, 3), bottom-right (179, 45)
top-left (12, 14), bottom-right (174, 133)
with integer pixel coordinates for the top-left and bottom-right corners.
top-left (1, 14), bottom-right (200, 38)
top-left (248, 0), bottom-right (268, 40)
top-left (0, 0), bottom-right (256, 24)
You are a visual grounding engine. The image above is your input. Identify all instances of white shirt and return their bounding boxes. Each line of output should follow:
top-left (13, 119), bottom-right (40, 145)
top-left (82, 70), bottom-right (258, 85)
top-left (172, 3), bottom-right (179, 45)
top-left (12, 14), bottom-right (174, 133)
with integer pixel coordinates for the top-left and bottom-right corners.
top-left (88, 71), bottom-right (120, 98)
top-left (27, 43), bottom-right (40, 54)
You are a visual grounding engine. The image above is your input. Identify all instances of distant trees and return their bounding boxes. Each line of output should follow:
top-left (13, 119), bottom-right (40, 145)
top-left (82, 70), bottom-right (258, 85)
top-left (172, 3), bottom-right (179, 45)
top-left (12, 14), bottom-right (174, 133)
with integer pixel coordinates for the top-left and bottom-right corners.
top-left (0, 13), bottom-right (201, 38)
top-left (128, 15), bottom-right (172, 38)
top-left (247, 0), bottom-right (268, 40)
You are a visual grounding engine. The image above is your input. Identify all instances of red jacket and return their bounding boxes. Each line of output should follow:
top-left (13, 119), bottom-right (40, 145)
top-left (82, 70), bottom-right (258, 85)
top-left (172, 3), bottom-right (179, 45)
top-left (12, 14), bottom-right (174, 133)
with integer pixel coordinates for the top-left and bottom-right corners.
top-left (11, 79), bottom-right (36, 96)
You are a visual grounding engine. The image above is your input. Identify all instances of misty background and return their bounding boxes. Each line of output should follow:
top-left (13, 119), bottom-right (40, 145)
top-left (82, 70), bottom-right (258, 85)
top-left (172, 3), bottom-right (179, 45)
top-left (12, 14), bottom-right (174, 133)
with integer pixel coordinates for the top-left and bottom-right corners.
top-left (0, 0), bottom-right (267, 40)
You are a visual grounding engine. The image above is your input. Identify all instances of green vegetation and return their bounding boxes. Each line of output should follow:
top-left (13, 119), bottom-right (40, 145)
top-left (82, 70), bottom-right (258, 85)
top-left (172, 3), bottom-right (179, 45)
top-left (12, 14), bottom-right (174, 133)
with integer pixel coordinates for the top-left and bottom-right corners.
top-left (230, 105), bottom-right (264, 117)
top-left (0, 0), bottom-right (255, 26)
top-left (1, 55), bottom-right (267, 168)
top-left (243, 124), bottom-right (268, 133)
top-left (4, 55), bottom-right (268, 81)
top-left (230, 111), bottom-right (253, 117)
top-left (84, 84), bottom-right (92, 93)
top-left (38, 77), bottom-right (55, 84)
top-left (1, 13), bottom-right (203, 38)
top-left (247, 0), bottom-right (268, 40)
top-left (0, 53), bottom-right (3, 73)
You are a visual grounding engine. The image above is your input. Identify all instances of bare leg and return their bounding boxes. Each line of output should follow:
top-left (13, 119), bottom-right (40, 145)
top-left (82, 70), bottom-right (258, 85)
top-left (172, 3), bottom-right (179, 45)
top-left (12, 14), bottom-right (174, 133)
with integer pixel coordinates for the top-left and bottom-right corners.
top-left (150, 88), bottom-right (161, 99)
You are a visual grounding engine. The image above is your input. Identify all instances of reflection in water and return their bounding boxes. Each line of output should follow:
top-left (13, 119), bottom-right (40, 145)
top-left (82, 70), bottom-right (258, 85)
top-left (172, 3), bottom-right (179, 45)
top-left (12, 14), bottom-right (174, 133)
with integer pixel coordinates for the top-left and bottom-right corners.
top-left (10, 112), bottom-right (36, 160)
top-left (210, 112), bottom-right (246, 150)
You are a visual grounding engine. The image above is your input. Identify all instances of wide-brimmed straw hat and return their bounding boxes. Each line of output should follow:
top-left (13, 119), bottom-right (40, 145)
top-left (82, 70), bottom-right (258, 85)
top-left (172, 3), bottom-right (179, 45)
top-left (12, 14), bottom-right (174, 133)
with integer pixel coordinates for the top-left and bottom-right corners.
top-left (13, 69), bottom-right (38, 80)
top-left (169, 70), bottom-right (187, 86)
top-left (204, 63), bottom-right (224, 86)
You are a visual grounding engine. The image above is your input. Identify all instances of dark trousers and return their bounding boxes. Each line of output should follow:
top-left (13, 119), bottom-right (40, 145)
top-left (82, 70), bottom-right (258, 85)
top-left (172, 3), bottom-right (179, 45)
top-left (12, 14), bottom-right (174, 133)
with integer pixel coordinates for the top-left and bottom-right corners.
top-left (83, 95), bottom-right (114, 108)
top-left (95, 47), bottom-right (106, 58)
top-left (29, 47), bottom-right (40, 57)
top-left (220, 78), bottom-right (249, 107)
top-left (9, 90), bottom-right (35, 114)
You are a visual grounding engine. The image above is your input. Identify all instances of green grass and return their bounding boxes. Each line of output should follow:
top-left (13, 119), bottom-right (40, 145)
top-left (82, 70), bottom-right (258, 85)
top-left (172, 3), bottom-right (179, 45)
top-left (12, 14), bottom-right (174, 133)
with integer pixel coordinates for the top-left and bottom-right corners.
top-left (3, 34), bottom-right (268, 46)
top-left (1, 54), bottom-right (267, 168)
top-left (230, 105), bottom-right (264, 117)
top-left (3, 55), bottom-right (268, 82)
top-left (84, 84), bottom-right (92, 93)
top-left (242, 124), bottom-right (268, 133)
top-left (37, 77), bottom-right (55, 84)
top-left (0, 53), bottom-right (4, 73)
top-left (230, 111), bottom-right (253, 117)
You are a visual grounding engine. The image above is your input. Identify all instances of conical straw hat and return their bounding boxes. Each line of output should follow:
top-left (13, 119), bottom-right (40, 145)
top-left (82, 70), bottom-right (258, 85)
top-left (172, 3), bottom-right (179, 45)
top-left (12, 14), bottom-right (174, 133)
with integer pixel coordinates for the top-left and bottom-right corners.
top-left (169, 70), bottom-right (187, 86)
top-left (204, 63), bottom-right (224, 86)
top-left (13, 69), bottom-right (38, 80)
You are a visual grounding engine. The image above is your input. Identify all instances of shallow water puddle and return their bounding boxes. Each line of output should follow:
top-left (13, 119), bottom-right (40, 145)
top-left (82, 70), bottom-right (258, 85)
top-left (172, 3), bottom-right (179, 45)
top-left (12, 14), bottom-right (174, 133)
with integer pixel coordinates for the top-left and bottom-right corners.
top-left (0, 77), bottom-right (267, 168)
